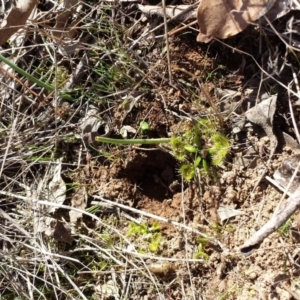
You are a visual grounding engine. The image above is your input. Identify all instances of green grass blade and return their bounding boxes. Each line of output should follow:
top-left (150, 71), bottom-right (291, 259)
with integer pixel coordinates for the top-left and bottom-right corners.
top-left (0, 53), bottom-right (54, 91)
top-left (96, 136), bottom-right (171, 145)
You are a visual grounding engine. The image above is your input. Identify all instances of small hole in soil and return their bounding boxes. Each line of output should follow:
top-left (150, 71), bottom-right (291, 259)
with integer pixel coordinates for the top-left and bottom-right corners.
top-left (120, 150), bottom-right (180, 202)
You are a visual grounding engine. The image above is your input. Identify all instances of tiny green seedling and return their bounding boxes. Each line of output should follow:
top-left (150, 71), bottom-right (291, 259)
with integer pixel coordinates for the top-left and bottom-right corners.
top-left (278, 218), bottom-right (292, 237)
top-left (193, 237), bottom-right (209, 260)
top-left (140, 121), bottom-right (150, 134)
top-left (127, 221), bottom-right (162, 253)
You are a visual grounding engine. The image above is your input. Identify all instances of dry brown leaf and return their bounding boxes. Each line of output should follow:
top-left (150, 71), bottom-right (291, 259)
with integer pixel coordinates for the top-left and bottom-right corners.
top-left (197, 0), bottom-right (275, 43)
top-left (217, 206), bottom-right (244, 223)
top-left (34, 215), bottom-right (55, 236)
top-left (69, 186), bottom-right (87, 223)
top-left (0, 0), bottom-right (37, 46)
top-left (47, 158), bottom-right (66, 214)
top-left (94, 279), bottom-right (119, 298)
top-left (53, 221), bottom-right (73, 244)
top-left (265, 0), bottom-right (293, 22)
top-left (53, 0), bottom-right (79, 39)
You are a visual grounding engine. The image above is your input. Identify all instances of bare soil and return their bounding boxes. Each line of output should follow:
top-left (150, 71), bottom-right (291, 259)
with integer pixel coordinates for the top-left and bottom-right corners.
top-left (75, 29), bottom-right (300, 298)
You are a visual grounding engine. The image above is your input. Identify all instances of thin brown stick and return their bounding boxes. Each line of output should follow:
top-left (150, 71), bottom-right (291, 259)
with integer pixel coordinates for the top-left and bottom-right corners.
top-left (240, 188), bottom-right (300, 255)
top-left (168, 20), bottom-right (197, 37)
top-left (162, 0), bottom-right (172, 84)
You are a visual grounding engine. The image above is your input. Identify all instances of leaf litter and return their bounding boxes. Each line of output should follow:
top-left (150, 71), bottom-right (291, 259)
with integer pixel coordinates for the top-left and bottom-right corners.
top-left (1, 0), bottom-right (300, 299)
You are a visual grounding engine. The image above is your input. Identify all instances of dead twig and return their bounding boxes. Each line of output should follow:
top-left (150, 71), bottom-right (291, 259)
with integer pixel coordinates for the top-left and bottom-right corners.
top-left (168, 20), bottom-right (197, 37)
top-left (240, 187), bottom-right (300, 255)
top-left (162, 0), bottom-right (172, 84)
